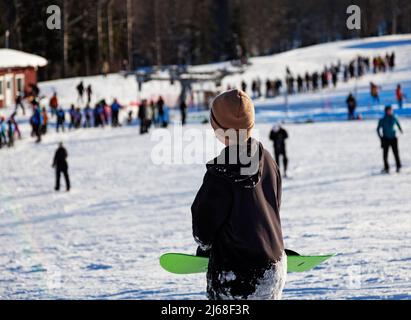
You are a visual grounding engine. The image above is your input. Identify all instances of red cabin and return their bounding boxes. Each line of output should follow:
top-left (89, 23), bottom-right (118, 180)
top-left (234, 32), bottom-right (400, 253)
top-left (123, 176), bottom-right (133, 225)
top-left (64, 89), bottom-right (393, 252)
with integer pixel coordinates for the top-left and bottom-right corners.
top-left (0, 49), bottom-right (47, 108)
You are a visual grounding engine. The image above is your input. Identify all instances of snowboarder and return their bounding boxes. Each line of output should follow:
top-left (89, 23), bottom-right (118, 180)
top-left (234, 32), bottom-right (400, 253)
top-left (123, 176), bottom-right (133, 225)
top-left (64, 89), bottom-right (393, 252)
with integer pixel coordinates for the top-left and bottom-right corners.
top-left (76, 81), bottom-right (85, 104)
top-left (192, 89), bottom-right (286, 300)
top-left (56, 108), bottom-right (66, 132)
top-left (377, 106), bottom-right (403, 174)
top-left (15, 93), bottom-right (25, 115)
top-left (52, 142), bottom-right (71, 192)
top-left (346, 93), bottom-right (357, 120)
top-left (269, 124), bottom-right (289, 177)
top-left (396, 84), bottom-right (405, 109)
top-left (180, 100), bottom-right (187, 126)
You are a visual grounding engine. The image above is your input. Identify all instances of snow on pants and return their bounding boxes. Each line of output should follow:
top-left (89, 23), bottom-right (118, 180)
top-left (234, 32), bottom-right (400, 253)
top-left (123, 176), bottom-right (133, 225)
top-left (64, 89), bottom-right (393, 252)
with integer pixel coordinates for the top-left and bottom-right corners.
top-left (207, 251), bottom-right (287, 300)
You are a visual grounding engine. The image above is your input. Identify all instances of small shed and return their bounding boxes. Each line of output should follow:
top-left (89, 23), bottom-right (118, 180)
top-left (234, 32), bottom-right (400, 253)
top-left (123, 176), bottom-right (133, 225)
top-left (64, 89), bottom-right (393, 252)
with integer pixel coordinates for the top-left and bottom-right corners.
top-left (0, 49), bottom-right (47, 108)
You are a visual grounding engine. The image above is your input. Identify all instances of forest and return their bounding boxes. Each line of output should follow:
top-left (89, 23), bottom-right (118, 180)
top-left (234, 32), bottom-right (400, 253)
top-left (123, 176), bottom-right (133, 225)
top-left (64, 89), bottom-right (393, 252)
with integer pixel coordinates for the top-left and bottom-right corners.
top-left (1, 0), bottom-right (411, 80)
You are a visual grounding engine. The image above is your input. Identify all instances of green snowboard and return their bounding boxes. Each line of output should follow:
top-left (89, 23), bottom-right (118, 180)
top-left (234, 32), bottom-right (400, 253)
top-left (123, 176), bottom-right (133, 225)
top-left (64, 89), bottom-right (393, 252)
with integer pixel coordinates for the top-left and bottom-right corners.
top-left (160, 250), bottom-right (335, 274)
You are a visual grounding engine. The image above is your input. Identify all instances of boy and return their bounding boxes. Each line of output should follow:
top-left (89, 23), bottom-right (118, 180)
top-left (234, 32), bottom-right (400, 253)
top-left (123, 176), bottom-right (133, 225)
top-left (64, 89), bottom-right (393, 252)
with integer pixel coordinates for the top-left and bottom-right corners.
top-left (191, 89), bottom-right (286, 300)
top-left (377, 105), bottom-right (403, 173)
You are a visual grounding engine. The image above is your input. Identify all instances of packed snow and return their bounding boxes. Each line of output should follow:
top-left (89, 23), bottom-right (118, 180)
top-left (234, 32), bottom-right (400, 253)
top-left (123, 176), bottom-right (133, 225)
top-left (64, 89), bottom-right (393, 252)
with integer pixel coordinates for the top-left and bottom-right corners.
top-left (0, 49), bottom-right (47, 69)
top-left (1, 35), bottom-right (411, 300)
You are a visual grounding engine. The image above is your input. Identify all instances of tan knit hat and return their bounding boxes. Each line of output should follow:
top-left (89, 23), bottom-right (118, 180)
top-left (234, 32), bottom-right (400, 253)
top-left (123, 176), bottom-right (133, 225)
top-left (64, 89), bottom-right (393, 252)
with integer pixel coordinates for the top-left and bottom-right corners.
top-left (210, 89), bottom-right (255, 136)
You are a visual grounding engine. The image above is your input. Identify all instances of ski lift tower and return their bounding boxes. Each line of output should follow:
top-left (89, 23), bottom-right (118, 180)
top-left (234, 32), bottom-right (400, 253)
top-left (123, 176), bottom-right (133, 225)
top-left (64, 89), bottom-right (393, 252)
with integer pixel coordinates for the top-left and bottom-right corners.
top-left (121, 63), bottom-right (247, 109)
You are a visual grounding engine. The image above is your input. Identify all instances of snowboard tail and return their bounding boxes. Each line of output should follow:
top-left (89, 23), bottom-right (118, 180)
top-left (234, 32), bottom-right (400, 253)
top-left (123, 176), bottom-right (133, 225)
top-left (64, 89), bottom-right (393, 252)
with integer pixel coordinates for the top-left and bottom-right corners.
top-left (160, 251), bottom-right (335, 274)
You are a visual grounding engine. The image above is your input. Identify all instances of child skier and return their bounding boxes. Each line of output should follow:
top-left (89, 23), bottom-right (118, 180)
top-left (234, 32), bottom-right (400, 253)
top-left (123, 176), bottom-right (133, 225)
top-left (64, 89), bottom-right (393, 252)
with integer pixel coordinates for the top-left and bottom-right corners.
top-left (191, 89), bottom-right (286, 300)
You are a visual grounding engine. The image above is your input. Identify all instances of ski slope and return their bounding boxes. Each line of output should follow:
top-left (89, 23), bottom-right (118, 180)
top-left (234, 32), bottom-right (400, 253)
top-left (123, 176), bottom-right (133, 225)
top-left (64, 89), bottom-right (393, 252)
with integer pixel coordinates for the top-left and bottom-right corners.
top-left (1, 35), bottom-right (411, 300)
top-left (38, 34), bottom-right (411, 123)
top-left (0, 120), bottom-right (410, 299)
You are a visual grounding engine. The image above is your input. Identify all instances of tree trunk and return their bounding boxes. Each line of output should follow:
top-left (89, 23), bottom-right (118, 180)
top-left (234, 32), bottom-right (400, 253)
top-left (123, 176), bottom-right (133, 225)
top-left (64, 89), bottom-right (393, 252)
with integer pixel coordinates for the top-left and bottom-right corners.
top-left (126, 0), bottom-right (133, 70)
top-left (107, 0), bottom-right (114, 71)
top-left (63, 0), bottom-right (69, 78)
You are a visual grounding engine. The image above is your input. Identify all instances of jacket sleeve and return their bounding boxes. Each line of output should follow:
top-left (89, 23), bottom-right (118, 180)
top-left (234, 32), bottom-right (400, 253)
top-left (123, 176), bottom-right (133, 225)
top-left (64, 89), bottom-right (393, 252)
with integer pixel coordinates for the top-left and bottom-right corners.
top-left (377, 120), bottom-right (383, 138)
top-left (191, 171), bottom-right (232, 250)
top-left (395, 118), bottom-right (403, 133)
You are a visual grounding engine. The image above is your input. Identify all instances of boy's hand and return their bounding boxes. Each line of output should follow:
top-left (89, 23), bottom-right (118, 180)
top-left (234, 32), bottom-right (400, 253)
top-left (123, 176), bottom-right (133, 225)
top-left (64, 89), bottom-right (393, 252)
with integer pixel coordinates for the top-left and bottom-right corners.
top-left (196, 246), bottom-right (211, 258)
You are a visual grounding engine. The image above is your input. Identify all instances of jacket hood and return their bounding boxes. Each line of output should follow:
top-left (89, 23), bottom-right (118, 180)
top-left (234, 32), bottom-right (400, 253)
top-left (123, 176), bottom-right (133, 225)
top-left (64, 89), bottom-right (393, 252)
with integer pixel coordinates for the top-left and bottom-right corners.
top-left (206, 138), bottom-right (263, 189)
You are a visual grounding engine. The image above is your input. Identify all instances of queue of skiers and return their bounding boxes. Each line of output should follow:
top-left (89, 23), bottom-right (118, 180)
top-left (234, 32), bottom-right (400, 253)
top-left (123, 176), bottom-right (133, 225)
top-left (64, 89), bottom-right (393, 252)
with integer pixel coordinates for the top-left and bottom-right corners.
top-left (237, 52), bottom-right (396, 99)
top-left (137, 96), bottom-right (170, 135)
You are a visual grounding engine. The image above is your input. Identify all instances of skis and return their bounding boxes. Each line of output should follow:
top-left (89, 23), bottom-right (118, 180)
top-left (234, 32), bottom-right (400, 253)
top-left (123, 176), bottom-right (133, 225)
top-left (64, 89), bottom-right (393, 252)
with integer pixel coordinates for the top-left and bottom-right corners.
top-left (160, 250), bottom-right (335, 275)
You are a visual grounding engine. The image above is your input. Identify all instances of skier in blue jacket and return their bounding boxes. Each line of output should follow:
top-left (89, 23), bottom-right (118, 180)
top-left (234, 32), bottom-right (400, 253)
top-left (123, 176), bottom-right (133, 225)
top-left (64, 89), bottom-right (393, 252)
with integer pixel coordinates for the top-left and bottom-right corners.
top-left (377, 105), bottom-right (403, 173)
top-left (0, 116), bottom-right (7, 148)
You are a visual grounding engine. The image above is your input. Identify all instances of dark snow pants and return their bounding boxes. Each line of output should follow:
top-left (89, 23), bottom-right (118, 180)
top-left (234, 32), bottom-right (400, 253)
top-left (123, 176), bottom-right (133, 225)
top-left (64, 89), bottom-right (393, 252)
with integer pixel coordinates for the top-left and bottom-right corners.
top-left (275, 150), bottom-right (288, 175)
top-left (382, 137), bottom-right (401, 171)
top-left (55, 168), bottom-right (71, 191)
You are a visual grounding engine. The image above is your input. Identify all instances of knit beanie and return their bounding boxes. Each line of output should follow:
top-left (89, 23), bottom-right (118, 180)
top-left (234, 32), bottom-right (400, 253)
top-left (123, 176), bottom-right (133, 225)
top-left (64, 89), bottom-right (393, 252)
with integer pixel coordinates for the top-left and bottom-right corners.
top-left (210, 89), bottom-right (255, 139)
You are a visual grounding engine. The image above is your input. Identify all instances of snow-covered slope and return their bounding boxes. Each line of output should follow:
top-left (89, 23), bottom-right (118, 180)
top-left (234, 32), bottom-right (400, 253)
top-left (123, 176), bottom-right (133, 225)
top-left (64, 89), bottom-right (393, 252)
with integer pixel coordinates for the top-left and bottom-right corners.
top-left (39, 34), bottom-right (411, 122)
top-left (1, 35), bottom-right (411, 300)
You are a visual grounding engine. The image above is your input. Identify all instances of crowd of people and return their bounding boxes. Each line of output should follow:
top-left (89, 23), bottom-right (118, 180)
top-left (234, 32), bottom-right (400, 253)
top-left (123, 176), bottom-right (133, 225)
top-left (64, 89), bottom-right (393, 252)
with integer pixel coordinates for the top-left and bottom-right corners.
top-left (236, 52), bottom-right (396, 99)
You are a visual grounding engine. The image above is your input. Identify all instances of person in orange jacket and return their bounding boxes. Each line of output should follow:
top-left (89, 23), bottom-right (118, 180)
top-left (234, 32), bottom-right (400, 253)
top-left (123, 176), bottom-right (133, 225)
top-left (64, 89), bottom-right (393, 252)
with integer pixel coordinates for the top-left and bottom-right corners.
top-left (41, 107), bottom-right (49, 135)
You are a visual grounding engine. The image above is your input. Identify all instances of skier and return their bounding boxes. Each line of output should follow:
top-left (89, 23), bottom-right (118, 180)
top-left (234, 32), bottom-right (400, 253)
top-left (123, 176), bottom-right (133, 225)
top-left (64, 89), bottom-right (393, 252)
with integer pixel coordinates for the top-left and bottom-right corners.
top-left (138, 100), bottom-right (148, 134)
top-left (157, 96), bottom-right (165, 127)
top-left (76, 81), bottom-right (84, 104)
top-left (52, 142), bottom-right (71, 192)
top-left (56, 107), bottom-right (66, 132)
top-left (0, 116), bottom-right (7, 149)
top-left (15, 93), bottom-right (25, 115)
top-left (370, 82), bottom-right (380, 104)
top-left (83, 104), bottom-right (92, 128)
top-left (377, 105), bottom-right (403, 174)
top-left (41, 107), bottom-right (48, 135)
top-left (192, 89), bottom-right (286, 300)
top-left (49, 92), bottom-right (59, 117)
top-left (269, 124), bottom-right (289, 177)
top-left (180, 100), bottom-right (187, 126)
top-left (86, 85), bottom-right (93, 104)
top-left (7, 119), bottom-right (14, 147)
top-left (346, 93), bottom-right (357, 120)
top-left (111, 99), bottom-right (122, 127)
top-left (10, 113), bottom-right (21, 140)
top-left (74, 108), bottom-right (82, 128)
top-left (396, 84), bottom-right (405, 109)
top-left (68, 105), bottom-right (76, 130)
top-left (31, 105), bottom-right (43, 143)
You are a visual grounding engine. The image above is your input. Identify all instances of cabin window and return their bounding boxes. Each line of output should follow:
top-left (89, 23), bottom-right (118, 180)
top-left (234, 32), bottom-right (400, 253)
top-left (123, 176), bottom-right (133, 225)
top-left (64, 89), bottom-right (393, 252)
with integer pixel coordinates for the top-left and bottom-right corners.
top-left (15, 74), bottom-right (25, 94)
